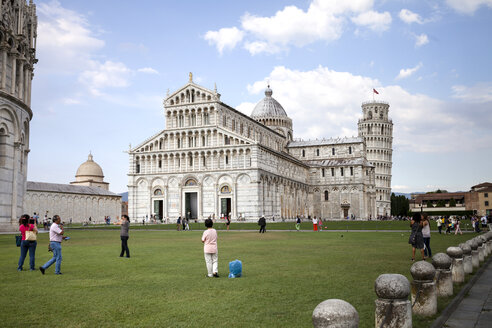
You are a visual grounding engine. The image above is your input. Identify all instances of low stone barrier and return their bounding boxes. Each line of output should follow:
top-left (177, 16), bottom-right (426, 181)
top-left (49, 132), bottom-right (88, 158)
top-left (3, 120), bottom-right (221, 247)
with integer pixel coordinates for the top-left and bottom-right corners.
top-left (432, 253), bottom-right (453, 297)
top-left (374, 274), bottom-right (412, 328)
top-left (312, 299), bottom-right (359, 328)
top-left (476, 237), bottom-right (485, 262)
top-left (410, 261), bottom-right (437, 316)
top-left (447, 247), bottom-right (465, 283)
top-left (467, 239), bottom-right (479, 269)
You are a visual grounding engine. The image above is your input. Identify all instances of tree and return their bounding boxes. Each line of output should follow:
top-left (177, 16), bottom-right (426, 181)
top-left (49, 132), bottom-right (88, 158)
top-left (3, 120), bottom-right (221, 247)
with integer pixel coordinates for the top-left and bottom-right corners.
top-left (449, 198), bottom-right (456, 207)
top-left (426, 200), bottom-right (434, 208)
top-left (437, 199), bottom-right (446, 207)
top-left (391, 193), bottom-right (410, 216)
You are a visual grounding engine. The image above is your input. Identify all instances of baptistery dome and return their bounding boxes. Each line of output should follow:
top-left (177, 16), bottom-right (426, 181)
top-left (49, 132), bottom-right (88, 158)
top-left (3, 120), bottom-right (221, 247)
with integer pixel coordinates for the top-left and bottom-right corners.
top-left (251, 86), bottom-right (288, 118)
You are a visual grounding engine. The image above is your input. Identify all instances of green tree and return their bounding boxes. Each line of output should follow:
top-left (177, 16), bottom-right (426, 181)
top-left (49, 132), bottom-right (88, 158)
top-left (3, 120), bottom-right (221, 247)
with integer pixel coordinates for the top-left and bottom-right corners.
top-left (437, 199), bottom-right (446, 207)
top-left (391, 193), bottom-right (410, 216)
top-left (449, 198), bottom-right (456, 207)
top-left (426, 200), bottom-right (434, 208)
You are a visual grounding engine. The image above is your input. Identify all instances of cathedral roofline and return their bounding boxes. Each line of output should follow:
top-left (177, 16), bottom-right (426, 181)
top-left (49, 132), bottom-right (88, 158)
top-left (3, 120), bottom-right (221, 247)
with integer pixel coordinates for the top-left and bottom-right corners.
top-left (27, 181), bottom-right (120, 197)
top-left (305, 158), bottom-right (374, 167)
top-left (288, 137), bottom-right (364, 148)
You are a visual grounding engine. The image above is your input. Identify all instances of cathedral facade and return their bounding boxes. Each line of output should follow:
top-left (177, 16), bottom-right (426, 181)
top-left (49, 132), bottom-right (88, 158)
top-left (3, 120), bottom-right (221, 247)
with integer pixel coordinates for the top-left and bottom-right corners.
top-left (0, 0), bottom-right (37, 231)
top-left (128, 75), bottom-right (393, 222)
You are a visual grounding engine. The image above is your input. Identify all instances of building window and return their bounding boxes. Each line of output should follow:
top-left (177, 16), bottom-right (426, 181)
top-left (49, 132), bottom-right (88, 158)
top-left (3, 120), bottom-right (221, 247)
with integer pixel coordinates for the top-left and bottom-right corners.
top-left (316, 149), bottom-right (319, 156)
top-left (485, 193), bottom-right (489, 198)
top-left (220, 185), bottom-right (231, 194)
top-left (191, 114), bottom-right (196, 126)
top-left (302, 149), bottom-right (305, 157)
top-left (240, 123), bottom-right (244, 134)
top-left (331, 168), bottom-right (335, 176)
top-left (224, 136), bottom-right (230, 145)
top-left (178, 115), bottom-right (184, 127)
top-left (136, 163), bottom-right (140, 173)
top-left (223, 116), bottom-right (227, 127)
top-left (185, 179), bottom-right (197, 186)
top-left (225, 155), bottom-right (229, 165)
top-left (203, 113), bottom-right (209, 125)
top-left (486, 201), bottom-right (490, 206)
top-left (324, 190), bottom-right (329, 201)
top-left (349, 146), bottom-right (352, 154)
top-left (177, 138), bottom-right (181, 149)
top-left (158, 160), bottom-right (162, 168)
top-left (332, 148), bottom-right (335, 155)
top-left (322, 168), bottom-right (325, 177)
top-left (340, 167), bottom-right (344, 176)
top-left (188, 137), bottom-right (193, 147)
top-left (350, 167), bottom-right (353, 176)
top-left (189, 156), bottom-right (193, 167)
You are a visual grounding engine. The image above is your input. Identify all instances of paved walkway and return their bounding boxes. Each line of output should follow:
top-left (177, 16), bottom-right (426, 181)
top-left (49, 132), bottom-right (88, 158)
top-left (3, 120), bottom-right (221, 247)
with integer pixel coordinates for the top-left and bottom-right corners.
top-left (441, 257), bottom-right (492, 328)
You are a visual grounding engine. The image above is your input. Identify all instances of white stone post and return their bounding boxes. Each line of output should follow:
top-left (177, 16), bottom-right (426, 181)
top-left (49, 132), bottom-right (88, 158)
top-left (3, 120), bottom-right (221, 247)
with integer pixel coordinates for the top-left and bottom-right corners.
top-left (486, 232), bottom-right (492, 256)
top-left (467, 239), bottom-right (479, 269)
top-left (312, 299), bottom-right (359, 328)
top-left (410, 261), bottom-right (437, 316)
top-left (479, 235), bottom-right (488, 258)
top-left (476, 237), bottom-right (484, 263)
top-left (459, 243), bottom-right (473, 274)
top-left (431, 253), bottom-right (453, 297)
top-left (374, 274), bottom-right (411, 328)
top-left (447, 247), bottom-right (465, 283)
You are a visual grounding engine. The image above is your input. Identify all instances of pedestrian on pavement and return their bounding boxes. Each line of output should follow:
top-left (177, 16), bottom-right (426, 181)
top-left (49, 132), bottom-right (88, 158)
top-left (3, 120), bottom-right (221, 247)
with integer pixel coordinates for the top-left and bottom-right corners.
top-left (40, 215), bottom-right (66, 275)
top-left (318, 217), bottom-right (323, 232)
top-left (17, 214), bottom-right (38, 271)
top-left (455, 217), bottom-right (462, 235)
top-left (437, 217), bottom-right (442, 234)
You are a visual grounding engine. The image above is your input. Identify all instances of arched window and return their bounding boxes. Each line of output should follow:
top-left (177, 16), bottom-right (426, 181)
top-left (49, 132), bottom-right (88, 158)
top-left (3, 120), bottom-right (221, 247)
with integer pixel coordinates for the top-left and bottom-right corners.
top-left (368, 111), bottom-right (373, 119)
top-left (324, 190), bottom-right (329, 201)
top-left (185, 179), bottom-right (197, 186)
top-left (154, 189), bottom-right (163, 196)
top-left (203, 113), bottom-right (209, 125)
top-left (220, 185), bottom-right (231, 194)
top-left (348, 146), bottom-right (352, 154)
top-left (0, 126), bottom-right (8, 167)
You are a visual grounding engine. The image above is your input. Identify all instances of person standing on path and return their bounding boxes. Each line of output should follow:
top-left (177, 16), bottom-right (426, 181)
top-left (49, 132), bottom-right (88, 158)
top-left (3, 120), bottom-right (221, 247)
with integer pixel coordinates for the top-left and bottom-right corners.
top-left (115, 215), bottom-right (130, 258)
top-left (437, 217), bottom-right (442, 234)
top-left (18, 214), bottom-right (38, 271)
top-left (312, 216), bottom-right (318, 231)
top-left (201, 218), bottom-right (219, 278)
top-left (422, 213), bottom-right (432, 259)
top-left (295, 216), bottom-right (301, 231)
top-left (258, 215), bottom-right (266, 233)
top-left (40, 215), bottom-right (65, 275)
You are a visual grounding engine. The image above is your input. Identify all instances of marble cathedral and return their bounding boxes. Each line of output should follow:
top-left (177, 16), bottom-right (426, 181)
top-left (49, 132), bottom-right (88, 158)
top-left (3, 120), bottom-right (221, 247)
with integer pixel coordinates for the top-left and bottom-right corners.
top-left (128, 74), bottom-right (393, 222)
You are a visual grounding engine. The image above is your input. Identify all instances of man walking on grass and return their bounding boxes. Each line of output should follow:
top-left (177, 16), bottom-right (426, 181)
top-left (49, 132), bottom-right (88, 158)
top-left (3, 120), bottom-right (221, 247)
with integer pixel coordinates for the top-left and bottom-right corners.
top-left (40, 215), bottom-right (66, 275)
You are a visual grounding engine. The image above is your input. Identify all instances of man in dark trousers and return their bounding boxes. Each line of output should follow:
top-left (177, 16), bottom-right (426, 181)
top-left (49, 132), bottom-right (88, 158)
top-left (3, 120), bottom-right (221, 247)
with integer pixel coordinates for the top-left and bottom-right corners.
top-left (258, 215), bottom-right (266, 233)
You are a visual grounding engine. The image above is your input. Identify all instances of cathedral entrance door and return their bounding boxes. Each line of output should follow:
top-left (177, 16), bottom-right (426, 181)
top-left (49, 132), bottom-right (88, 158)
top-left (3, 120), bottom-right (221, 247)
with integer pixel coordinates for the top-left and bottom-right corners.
top-left (185, 192), bottom-right (198, 220)
top-left (221, 198), bottom-right (231, 219)
top-left (153, 200), bottom-right (163, 221)
top-left (343, 207), bottom-right (349, 219)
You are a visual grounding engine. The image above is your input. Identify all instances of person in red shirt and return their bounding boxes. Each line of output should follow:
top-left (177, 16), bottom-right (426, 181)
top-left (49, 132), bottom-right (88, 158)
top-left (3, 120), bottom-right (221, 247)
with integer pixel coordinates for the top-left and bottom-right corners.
top-left (17, 214), bottom-right (38, 271)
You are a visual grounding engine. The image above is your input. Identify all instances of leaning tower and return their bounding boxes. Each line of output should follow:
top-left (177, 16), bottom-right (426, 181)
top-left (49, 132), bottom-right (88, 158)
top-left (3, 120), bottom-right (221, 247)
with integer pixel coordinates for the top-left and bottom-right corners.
top-left (0, 0), bottom-right (38, 231)
top-left (358, 101), bottom-right (393, 217)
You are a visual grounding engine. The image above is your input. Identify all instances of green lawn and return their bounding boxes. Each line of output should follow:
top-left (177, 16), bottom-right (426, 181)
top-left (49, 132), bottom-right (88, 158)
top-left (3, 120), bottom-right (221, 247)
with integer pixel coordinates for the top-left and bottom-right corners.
top-left (0, 229), bottom-right (481, 327)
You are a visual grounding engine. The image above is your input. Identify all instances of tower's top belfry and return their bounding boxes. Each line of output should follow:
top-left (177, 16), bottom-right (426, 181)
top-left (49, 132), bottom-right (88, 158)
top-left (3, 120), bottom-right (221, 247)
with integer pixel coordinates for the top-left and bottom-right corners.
top-left (0, 0), bottom-right (38, 107)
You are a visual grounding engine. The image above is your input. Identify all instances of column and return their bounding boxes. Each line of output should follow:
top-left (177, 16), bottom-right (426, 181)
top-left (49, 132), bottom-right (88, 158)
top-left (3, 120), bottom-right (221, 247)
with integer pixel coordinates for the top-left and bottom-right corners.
top-left (233, 182), bottom-right (237, 220)
top-left (18, 60), bottom-right (24, 100)
top-left (11, 54), bottom-right (16, 95)
top-left (1, 48), bottom-right (6, 89)
top-left (10, 142), bottom-right (21, 225)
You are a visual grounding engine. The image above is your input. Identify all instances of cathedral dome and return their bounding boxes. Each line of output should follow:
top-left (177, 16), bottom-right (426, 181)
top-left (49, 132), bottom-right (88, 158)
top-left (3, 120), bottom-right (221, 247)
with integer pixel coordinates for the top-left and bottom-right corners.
top-left (251, 86), bottom-right (288, 118)
top-left (75, 153), bottom-right (104, 181)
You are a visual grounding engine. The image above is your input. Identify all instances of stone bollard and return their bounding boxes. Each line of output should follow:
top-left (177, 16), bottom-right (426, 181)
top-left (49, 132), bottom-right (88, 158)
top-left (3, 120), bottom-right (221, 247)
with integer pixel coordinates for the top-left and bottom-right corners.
top-left (476, 237), bottom-right (484, 263)
top-left (410, 261), bottom-right (437, 316)
top-left (467, 239), bottom-right (479, 269)
top-left (312, 299), bottom-right (359, 328)
top-left (459, 243), bottom-right (473, 274)
top-left (447, 247), bottom-right (465, 283)
top-left (374, 274), bottom-right (412, 328)
top-left (487, 233), bottom-right (492, 256)
top-left (432, 253), bottom-right (453, 297)
top-left (479, 235), bottom-right (489, 257)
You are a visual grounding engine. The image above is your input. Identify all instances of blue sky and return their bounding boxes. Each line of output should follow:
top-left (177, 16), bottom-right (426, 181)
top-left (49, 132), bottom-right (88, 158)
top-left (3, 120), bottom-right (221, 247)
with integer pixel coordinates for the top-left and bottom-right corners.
top-left (28, 0), bottom-right (492, 193)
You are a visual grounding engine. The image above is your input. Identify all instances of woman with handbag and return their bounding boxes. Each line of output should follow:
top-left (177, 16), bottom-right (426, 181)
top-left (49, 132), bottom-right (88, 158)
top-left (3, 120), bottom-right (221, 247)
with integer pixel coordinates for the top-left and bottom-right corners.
top-left (17, 214), bottom-right (38, 271)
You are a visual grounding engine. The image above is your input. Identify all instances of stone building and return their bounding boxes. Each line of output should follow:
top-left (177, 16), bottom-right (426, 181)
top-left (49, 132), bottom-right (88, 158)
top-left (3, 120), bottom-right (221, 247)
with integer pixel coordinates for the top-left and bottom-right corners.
top-left (127, 74), bottom-right (393, 222)
top-left (0, 0), bottom-right (37, 231)
top-left (24, 154), bottom-right (121, 223)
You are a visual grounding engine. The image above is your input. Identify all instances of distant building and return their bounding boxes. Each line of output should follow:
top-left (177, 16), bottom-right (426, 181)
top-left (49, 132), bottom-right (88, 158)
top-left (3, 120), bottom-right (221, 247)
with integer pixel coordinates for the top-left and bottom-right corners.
top-left (24, 154), bottom-right (121, 223)
top-left (410, 182), bottom-right (492, 216)
top-left (0, 0), bottom-right (38, 231)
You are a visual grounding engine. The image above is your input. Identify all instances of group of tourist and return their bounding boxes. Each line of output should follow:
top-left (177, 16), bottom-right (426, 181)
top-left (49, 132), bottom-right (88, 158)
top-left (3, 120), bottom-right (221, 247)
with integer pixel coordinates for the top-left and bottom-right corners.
top-left (176, 216), bottom-right (192, 231)
top-left (408, 213), bottom-right (432, 261)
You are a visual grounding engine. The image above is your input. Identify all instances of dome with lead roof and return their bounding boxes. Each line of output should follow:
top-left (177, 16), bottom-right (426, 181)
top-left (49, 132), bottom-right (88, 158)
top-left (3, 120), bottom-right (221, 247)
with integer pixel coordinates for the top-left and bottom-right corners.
top-left (251, 86), bottom-right (288, 118)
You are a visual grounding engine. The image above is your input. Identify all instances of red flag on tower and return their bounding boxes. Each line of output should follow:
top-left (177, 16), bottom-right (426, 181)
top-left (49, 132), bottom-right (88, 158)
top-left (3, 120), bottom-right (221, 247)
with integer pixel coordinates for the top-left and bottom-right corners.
top-left (373, 88), bottom-right (379, 95)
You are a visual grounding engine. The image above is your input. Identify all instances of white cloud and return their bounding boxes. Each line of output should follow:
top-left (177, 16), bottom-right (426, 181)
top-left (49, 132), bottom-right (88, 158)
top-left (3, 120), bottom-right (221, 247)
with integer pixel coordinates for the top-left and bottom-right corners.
top-left (204, 0), bottom-right (391, 55)
top-left (204, 27), bottom-right (244, 54)
top-left (396, 62), bottom-right (423, 80)
top-left (415, 33), bottom-right (429, 47)
top-left (137, 67), bottom-right (159, 75)
top-left (399, 9), bottom-right (424, 24)
top-left (242, 66), bottom-right (491, 154)
top-left (79, 61), bottom-right (133, 96)
top-left (235, 102), bottom-right (256, 116)
top-left (446, 0), bottom-right (492, 14)
top-left (452, 83), bottom-right (492, 103)
top-left (351, 10), bottom-right (392, 32)
top-left (37, 0), bottom-right (105, 73)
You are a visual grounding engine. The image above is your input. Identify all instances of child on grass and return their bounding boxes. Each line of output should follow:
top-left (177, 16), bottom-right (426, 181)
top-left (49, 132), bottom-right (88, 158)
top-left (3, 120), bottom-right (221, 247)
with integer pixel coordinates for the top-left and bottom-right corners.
top-left (201, 218), bottom-right (219, 277)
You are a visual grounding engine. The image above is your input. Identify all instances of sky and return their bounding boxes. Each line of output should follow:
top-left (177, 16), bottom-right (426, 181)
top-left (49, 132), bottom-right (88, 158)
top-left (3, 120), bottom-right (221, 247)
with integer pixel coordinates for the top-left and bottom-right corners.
top-left (27, 0), bottom-right (492, 194)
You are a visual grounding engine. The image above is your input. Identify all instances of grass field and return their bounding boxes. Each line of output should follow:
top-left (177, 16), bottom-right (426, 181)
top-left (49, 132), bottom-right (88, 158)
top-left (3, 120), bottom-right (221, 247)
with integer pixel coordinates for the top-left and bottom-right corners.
top-left (0, 226), bottom-right (480, 327)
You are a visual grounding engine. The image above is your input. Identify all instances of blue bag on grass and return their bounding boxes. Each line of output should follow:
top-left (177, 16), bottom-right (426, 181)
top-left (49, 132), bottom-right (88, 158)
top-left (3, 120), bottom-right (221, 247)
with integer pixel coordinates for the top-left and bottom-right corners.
top-left (228, 259), bottom-right (242, 278)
